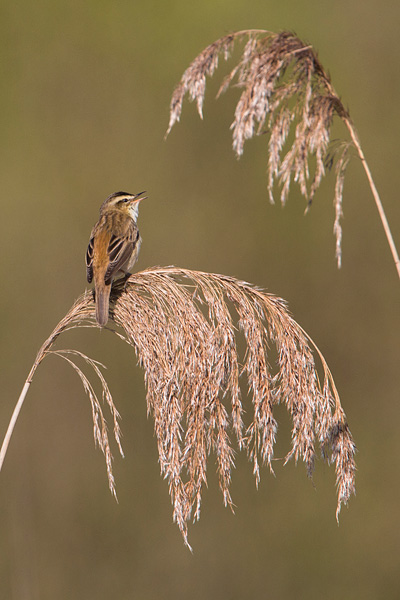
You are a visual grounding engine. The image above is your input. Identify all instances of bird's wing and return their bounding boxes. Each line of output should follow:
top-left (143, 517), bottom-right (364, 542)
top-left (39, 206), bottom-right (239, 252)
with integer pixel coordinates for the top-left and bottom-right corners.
top-left (104, 226), bottom-right (139, 285)
top-left (86, 237), bottom-right (94, 283)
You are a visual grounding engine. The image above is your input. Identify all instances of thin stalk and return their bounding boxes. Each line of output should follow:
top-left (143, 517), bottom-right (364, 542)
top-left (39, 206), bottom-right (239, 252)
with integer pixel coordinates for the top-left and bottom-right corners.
top-left (345, 119), bottom-right (400, 279)
top-left (0, 330), bottom-right (53, 472)
top-left (0, 366), bottom-right (37, 472)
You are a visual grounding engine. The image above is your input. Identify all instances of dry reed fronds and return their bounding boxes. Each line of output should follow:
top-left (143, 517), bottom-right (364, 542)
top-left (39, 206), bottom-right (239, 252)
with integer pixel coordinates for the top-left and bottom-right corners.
top-left (166, 30), bottom-right (400, 279)
top-left (1, 268), bottom-right (356, 548)
top-left (0, 292), bottom-right (123, 498)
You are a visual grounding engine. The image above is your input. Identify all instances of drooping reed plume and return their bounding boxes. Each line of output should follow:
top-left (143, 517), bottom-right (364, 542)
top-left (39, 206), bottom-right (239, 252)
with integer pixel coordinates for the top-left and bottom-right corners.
top-left (1, 268), bottom-right (356, 547)
top-left (166, 30), bottom-right (400, 279)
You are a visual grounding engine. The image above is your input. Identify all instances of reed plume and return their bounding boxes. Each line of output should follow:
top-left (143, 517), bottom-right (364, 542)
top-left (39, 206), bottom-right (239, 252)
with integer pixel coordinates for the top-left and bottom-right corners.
top-left (1, 268), bottom-right (356, 548)
top-left (166, 29), bottom-right (400, 279)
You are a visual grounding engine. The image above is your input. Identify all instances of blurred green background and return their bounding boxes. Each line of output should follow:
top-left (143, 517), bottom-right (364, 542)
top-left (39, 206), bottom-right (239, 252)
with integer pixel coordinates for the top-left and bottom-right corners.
top-left (1, 1), bottom-right (399, 598)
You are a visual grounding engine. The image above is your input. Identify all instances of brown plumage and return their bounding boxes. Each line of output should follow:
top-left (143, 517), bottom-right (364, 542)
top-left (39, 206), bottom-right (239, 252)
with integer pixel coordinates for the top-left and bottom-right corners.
top-left (86, 191), bottom-right (145, 326)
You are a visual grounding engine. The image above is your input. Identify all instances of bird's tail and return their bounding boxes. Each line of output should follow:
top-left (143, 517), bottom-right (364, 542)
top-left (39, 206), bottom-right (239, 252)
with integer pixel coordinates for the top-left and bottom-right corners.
top-left (95, 282), bottom-right (111, 326)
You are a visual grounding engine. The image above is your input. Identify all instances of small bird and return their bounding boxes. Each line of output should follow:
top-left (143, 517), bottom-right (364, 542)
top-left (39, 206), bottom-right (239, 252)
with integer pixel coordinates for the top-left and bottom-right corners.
top-left (86, 190), bottom-right (146, 326)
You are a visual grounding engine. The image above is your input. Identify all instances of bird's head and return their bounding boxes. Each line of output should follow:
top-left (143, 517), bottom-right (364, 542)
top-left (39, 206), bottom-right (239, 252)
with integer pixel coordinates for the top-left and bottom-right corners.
top-left (100, 190), bottom-right (147, 220)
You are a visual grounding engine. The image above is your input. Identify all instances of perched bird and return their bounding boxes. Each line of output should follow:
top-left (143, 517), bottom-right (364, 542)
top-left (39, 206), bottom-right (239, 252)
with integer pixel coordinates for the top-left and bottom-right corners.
top-left (86, 190), bottom-right (146, 326)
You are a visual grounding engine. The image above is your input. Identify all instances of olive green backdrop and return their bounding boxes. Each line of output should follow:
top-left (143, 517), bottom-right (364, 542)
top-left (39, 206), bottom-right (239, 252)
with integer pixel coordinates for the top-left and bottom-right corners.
top-left (1, 1), bottom-right (399, 598)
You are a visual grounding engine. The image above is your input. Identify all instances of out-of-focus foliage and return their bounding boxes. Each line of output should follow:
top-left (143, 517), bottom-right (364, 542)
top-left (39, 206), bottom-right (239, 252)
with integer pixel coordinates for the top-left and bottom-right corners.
top-left (0, 1), bottom-right (399, 598)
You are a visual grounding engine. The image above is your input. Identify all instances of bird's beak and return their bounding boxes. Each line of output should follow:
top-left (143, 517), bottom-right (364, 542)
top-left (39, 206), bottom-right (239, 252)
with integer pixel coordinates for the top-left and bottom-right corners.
top-left (132, 191), bottom-right (147, 203)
